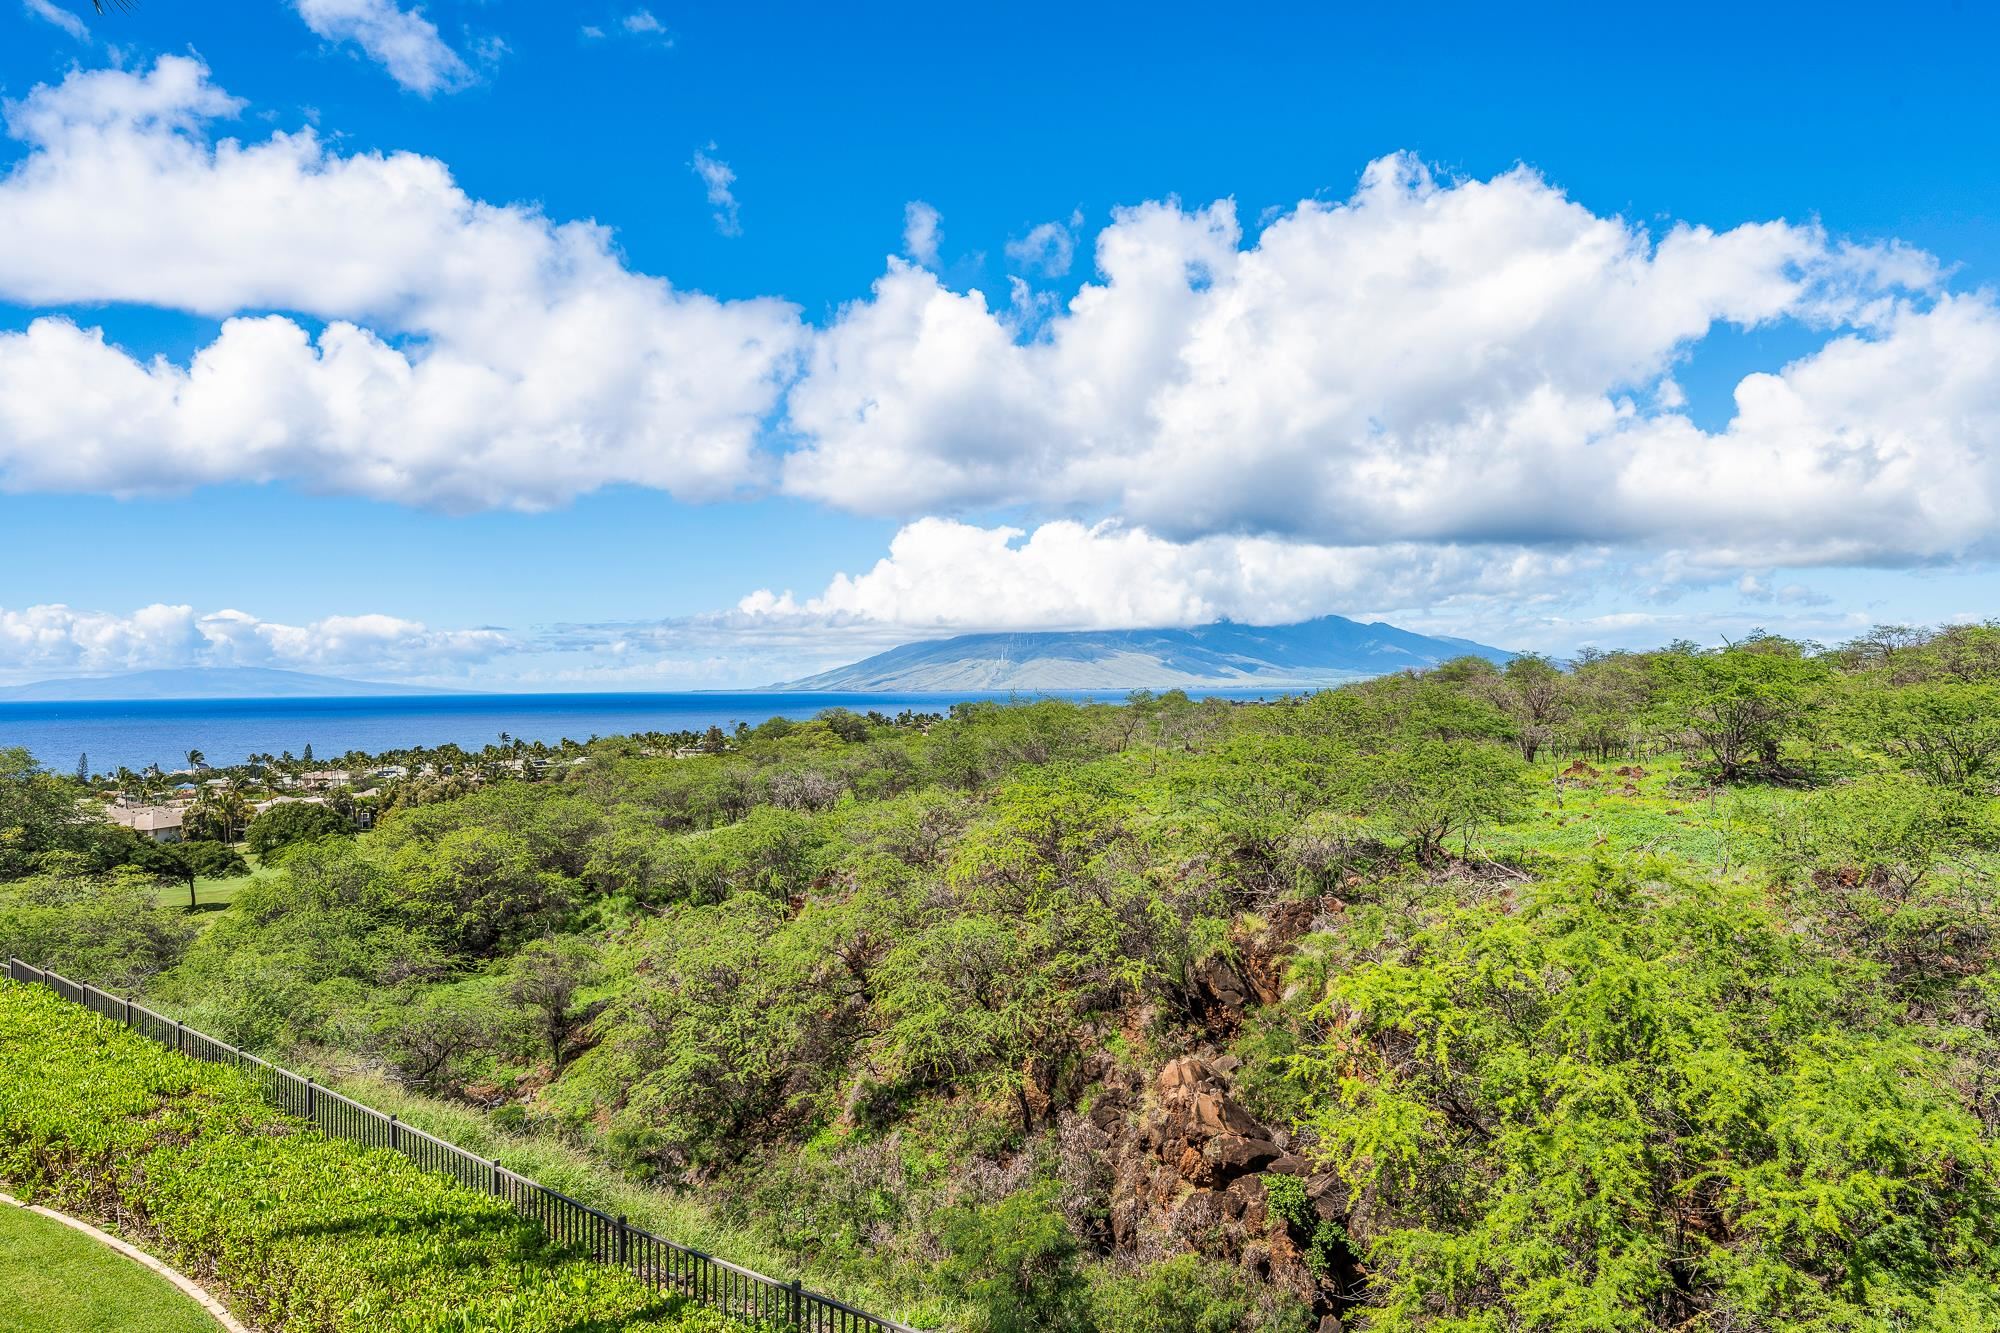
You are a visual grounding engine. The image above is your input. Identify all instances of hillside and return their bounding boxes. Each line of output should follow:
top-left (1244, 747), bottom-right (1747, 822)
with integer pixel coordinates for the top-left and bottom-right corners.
top-left (0, 667), bottom-right (459, 702)
top-left (0, 982), bottom-right (730, 1332)
top-left (772, 615), bottom-right (1512, 690)
top-left (5, 622), bottom-right (1999, 1333)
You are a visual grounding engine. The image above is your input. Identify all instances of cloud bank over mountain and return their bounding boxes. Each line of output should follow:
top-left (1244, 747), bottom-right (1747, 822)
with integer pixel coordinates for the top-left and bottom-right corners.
top-left (0, 603), bottom-right (511, 681)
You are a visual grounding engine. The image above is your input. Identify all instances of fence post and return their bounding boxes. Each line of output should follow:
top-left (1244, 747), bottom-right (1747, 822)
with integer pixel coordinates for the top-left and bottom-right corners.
top-left (788, 1277), bottom-right (802, 1330)
top-left (491, 1158), bottom-right (502, 1197)
top-left (389, 1115), bottom-right (400, 1151)
top-left (305, 1077), bottom-right (316, 1122)
top-left (617, 1214), bottom-right (629, 1266)
top-left (123, 995), bottom-right (132, 1026)
top-left (174, 1019), bottom-right (184, 1054)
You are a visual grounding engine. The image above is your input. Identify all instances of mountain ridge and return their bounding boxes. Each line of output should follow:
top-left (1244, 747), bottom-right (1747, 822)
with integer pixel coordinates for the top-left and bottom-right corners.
top-left (0, 667), bottom-right (464, 702)
top-left (771, 616), bottom-right (1513, 691)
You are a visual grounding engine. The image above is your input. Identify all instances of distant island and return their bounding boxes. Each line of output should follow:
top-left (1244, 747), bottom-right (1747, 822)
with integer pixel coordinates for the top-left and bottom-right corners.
top-left (0, 667), bottom-right (463, 703)
top-left (772, 615), bottom-right (1513, 690)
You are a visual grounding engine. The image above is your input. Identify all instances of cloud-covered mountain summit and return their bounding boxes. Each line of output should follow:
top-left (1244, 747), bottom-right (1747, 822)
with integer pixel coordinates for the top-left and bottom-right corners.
top-left (773, 616), bottom-right (1511, 691)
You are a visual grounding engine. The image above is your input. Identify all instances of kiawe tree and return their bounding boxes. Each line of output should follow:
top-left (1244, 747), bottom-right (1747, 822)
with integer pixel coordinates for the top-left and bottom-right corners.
top-left (1652, 646), bottom-right (1828, 780)
top-left (504, 935), bottom-right (601, 1072)
top-left (1844, 680), bottom-right (2000, 792)
top-left (1487, 653), bottom-right (1572, 762)
top-left (131, 839), bottom-right (248, 909)
top-left (244, 801), bottom-right (353, 858)
top-left (1359, 740), bottom-right (1534, 865)
top-left (1291, 859), bottom-right (2000, 1332)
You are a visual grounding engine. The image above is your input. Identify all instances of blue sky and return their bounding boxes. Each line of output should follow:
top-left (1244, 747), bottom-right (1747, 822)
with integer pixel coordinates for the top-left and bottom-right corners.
top-left (0, 0), bottom-right (1995, 687)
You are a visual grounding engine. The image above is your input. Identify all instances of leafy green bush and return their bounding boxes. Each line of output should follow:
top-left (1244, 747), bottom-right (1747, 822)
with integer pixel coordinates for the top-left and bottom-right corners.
top-left (1357, 740), bottom-right (1535, 864)
top-left (1765, 775), bottom-right (1998, 893)
top-left (1292, 858), bottom-right (2000, 1332)
top-left (1262, 1174), bottom-right (1345, 1280)
top-left (0, 980), bottom-right (743, 1333)
top-left (938, 1181), bottom-right (1092, 1333)
top-left (0, 867), bottom-right (197, 988)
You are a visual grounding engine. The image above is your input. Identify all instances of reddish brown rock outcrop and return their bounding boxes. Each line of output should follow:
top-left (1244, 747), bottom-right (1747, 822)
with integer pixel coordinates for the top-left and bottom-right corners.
top-left (1063, 1052), bottom-right (1355, 1316)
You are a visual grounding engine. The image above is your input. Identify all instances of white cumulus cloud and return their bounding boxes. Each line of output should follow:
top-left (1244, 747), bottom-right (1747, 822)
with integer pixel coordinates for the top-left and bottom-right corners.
top-left (1004, 212), bottom-right (1081, 277)
top-left (0, 60), bottom-right (1995, 624)
top-left (736, 517), bottom-right (1604, 634)
top-left (783, 156), bottom-right (1978, 573)
top-left (294, 0), bottom-right (473, 96)
top-left (0, 58), bottom-right (807, 510)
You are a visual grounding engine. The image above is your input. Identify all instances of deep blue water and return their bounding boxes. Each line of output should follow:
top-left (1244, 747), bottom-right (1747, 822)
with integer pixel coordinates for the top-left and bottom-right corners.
top-left (0, 689), bottom-right (1288, 773)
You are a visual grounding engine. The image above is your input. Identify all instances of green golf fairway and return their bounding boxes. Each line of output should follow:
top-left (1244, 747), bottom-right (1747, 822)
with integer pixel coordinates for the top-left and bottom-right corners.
top-left (0, 1202), bottom-right (221, 1332)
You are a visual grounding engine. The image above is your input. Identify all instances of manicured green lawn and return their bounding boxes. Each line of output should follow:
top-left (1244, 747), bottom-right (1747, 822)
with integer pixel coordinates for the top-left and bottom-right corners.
top-left (153, 858), bottom-right (281, 912)
top-left (0, 1201), bottom-right (220, 1333)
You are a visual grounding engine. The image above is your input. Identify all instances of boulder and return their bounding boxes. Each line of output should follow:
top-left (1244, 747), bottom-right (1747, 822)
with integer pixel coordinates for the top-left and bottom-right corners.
top-left (1193, 957), bottom-right (1253, 1013)
top-left (1176, 1143), bottom-right (1215, 1187)
top-left (1158, 1056), bottom-right (1212, 1093)
top-left (1173, 1188), bottom-right (1229, 1243)
top-left (1109, 1196), bottom-right (1143, 1248)
top-left (1192, 1089), bottom-right (1264, 1137)
top-left (1203, 1134), bottom-right (1282, 1173)
top-left (1305, 1170), bottom-right (1351, 1222)
top-left (1225, 1174), bottom-right (1269, 1229)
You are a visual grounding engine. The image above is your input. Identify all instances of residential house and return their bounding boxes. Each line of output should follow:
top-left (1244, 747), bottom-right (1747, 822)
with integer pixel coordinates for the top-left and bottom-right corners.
top-left (106, 804), bottom-right (185, 844)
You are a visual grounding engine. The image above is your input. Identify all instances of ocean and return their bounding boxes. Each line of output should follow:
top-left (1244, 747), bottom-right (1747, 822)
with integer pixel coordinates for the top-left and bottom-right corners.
top-left (0, 688), bottom-right (1290, 773)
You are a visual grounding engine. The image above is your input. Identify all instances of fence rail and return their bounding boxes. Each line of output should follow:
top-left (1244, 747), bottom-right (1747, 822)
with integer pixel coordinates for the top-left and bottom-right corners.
top-left (6, 958), bottom-right (922, 1333)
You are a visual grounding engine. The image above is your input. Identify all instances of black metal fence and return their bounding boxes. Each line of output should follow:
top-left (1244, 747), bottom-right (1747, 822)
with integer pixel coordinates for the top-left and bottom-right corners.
top-left (6, 958), bottom-right (922, 1333)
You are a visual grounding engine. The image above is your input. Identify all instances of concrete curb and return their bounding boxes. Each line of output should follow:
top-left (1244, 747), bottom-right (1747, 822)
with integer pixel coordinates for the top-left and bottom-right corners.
top-left (0, 1190), bottom-right (249, 1332)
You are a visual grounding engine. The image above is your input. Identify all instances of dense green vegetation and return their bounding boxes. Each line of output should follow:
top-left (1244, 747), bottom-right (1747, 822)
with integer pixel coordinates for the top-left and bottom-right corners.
top-left (4, 621), bottom-right (2000, 1331)
top-left (0, 1201), bottom-right (220, 1333)
top-left (0, 982), bottom-right (738, 1333)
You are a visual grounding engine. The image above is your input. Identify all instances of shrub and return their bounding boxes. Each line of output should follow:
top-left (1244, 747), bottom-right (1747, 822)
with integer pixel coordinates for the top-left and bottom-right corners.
top-left (0, 869), bottom-right (197, 988)
top-left (937, 1181), bottom-right (1092, 1333)
top-left (1292, 859), bottom-right (2000, 1332)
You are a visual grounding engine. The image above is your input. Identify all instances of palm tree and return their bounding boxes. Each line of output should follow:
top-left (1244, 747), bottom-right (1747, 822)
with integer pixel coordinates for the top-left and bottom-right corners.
top-left (185, 748), bottom-right (207, 772)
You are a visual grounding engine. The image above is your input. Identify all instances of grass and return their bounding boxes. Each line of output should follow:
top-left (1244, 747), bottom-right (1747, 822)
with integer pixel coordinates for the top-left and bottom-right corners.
top-left (319, 1070), bottom-right (911, 1318)
top-left (0, 1201), bottom-right (221, 1333)
top-left (1483, 755), bottom-right (1804, 874)
top-left (153, 857), bottom-right (281, 913)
